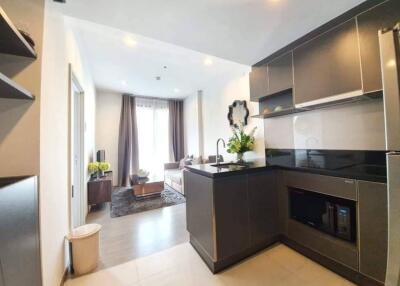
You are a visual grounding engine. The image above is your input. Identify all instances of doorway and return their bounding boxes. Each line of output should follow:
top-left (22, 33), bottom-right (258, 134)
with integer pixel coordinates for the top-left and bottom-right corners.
top-left (69, 65), bottom-right (85, 229)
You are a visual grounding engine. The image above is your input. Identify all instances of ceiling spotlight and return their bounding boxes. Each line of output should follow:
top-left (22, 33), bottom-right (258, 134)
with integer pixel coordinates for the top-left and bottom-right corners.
top-left (174, 88), bottom-right (180, 93)
top-left (121, 80), bottom-right (127, 86)
top-left (123, 35), bottom-right (137, 48)
top-left (204, 58), bottom-right (213, 66)
top-left (163, 66), bottom-right (167, 69)
top-left (156, 76), bottom-right (161, 81)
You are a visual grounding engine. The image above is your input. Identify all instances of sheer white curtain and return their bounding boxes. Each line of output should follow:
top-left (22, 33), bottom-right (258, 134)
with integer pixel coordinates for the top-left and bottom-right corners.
top-left (136, 97), bottom-right (169, 180)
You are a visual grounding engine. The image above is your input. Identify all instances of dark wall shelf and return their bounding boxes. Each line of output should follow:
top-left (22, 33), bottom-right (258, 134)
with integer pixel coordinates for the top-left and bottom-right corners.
top-left (0, 6), bottom-right (36, 58)
top-left (0, 72), bottom-right (34, 100)
top-left (253, 90), bottom-right (382, 119)
top-left (252, 107), bottom-right (306, 119)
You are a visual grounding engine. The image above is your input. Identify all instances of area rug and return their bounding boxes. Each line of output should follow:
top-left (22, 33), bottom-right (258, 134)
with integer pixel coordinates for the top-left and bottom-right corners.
top-left (110, 187), bottom-right (186, 218)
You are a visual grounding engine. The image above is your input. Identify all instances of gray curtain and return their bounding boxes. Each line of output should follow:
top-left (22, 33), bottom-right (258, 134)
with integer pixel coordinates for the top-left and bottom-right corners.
top-left (118, 94), bottom-right (139, 186)
top-left (169, 100), bottom-right (185, 162)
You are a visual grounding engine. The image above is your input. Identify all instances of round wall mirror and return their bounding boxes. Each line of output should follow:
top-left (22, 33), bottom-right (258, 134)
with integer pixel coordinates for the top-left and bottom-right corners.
top-left (228, 100), bottom-right (249, 127)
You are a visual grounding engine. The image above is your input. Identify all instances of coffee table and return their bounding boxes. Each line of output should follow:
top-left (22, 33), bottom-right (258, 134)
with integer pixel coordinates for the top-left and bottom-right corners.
top-left (132, 176), bottom-right (164, 199)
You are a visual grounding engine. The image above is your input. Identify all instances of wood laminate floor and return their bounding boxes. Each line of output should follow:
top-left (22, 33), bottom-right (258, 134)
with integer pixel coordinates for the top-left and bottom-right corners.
top-left (86, 203), bottom-right (189, 270)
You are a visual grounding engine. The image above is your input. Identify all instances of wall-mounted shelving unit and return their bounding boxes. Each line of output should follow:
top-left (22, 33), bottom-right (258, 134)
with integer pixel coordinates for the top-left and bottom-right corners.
top-left (0, 6), bottom-right (36, 58)
top-left (0, 72), bottom-right (34, 100)
top-left (252, 90), bottom-right (383, 119)
top-left (0, 5), bottom-right (36, 101)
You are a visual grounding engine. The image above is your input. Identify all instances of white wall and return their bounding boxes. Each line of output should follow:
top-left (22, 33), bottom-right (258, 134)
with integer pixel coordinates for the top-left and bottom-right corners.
top-left (40, 2), bottom-right (96, 285)
top-left (184, 92), bottom-right (201, 157)
top-left (264, 99), bottom-right (385, 150)
top-left (184, 66), bottom-right (265, 162)
top-left (96, 90), bottom-right (122, 184)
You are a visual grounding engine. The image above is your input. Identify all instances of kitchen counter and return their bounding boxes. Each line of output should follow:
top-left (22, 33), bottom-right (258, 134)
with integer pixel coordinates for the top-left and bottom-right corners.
top-left (185, 149), bottom-right (387, 183)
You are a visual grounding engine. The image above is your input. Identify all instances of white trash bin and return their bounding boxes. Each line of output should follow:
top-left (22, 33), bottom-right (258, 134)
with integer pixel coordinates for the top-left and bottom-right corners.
top-left (66, 224), bottom-right (102, 275)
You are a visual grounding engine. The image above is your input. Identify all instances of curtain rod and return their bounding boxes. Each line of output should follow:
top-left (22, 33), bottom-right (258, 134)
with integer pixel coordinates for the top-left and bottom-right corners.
top-left (123, 93), bottom-right (184, 102)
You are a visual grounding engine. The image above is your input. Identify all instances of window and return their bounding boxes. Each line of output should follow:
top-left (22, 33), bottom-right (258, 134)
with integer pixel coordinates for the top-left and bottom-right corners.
top-left (136, 98), bottom-right (169, 180)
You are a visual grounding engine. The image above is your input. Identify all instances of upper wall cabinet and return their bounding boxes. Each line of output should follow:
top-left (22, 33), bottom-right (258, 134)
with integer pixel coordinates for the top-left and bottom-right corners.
top-left (293, 19), bottom-right (362, 107)
top-left (267, 52), bottom-right (293, 96)
top-left (249, 65), bottom-right (268, 101)
top-left (357, 0), bottom-right (400, 93)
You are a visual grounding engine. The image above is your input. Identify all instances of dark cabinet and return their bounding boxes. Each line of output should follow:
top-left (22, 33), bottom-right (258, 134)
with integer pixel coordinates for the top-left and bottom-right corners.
top-left (358, 180), bottom-right (388, 283)
top-left (267, 52), bottom-right (293, 95)
top-left (357, 0), bottom-right (400, 93)
top-left (214, 175), bottom-right (250, 260)
top-left (249, 65), bottom-right (268, 101)
top-left (184, 170), bottom-right (216, 261)
top-left (248, 170), bottom-right (278, 247)
top-left (0, 177), bottom-right (41, 286)
top-left (88, 171), bottom-right (113, 205)
top-left (293, 19), bottom-right (362, 106)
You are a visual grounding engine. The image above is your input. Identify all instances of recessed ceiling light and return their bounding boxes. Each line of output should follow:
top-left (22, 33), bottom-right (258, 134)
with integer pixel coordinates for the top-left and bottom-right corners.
top-left (156, 76), bottom-right (161, 81)
top-left (121, 80), bottom-right (127, 86)
top-left (204, 58), bottom-right (213, 66)
top-left (174, 88), bottom-right (180, 93)
top-left (387, 59), bottom-right (396, 68)
top-left (123, 35), bottom-right (137, 48)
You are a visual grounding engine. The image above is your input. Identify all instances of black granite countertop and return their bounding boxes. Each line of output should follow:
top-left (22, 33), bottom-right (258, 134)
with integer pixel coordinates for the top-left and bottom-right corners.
top-left (185, 149), bottom-right (387, 183)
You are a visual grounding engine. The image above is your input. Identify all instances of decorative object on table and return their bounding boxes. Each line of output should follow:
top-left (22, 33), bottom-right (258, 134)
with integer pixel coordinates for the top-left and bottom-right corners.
top-left (137, 169), bottom-right (150, 178)
top-left (227, 100), bottom-right (249, 127)
top-left (227, 123), bottom-right (256, 162)
top-left (98, 162), bottom-right (111, 177)
top-left (263, 107), bottom-right (271, 114)
top-left (88, 162), bottom-right (99, 179)
top-left (88, 161), bottom-right (111, 178)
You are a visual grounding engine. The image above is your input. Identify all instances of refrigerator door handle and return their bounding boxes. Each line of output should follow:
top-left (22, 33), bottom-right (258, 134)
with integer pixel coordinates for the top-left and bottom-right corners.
top-left (385, 153), bottom-right (400, 286)
top-left (379, 27), bottom-right (400, 151)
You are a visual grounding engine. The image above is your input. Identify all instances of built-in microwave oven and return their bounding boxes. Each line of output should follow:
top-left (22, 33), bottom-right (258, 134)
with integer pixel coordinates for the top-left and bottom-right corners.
top-left (289, 188), bottom-right (356, 243)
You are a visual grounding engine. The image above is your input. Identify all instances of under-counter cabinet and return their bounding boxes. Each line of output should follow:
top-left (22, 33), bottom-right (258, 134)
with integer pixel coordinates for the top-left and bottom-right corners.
top-left (184, 169), bottom-right (278, 272)
top-left (357, 0), bottom-right (400, 93)
top-left (248, 170), bottom-right (278, 247)
top-left (293, 19), bottom-right (362, 107)
top-left (249, 65), bottom-right (268, 101)
top-left (358, 180), bottom-right (388, 283)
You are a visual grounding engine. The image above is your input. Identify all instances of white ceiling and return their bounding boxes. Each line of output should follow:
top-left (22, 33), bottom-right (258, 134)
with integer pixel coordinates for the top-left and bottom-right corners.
top-left (57, 0), bottom-right (365, 65)
top-left (67, 18), bottom-right (249, 98)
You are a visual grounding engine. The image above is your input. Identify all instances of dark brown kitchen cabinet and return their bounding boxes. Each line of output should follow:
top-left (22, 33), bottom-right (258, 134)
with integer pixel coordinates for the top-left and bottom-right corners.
top-left (214, 175), bottom-right (250, 260)
top-left (358, 180), bottom-right (388, 283)
top-left (249, 65), bottom-right (268, 101)
top-left (357, 0), bottom-right (400, 93)
top-left (293, 19), bottom-right (362, 106)
top-left (267, 52), bottom-right (293, 95)
top-left (184, 170), bottom-right (215, 261)
top-left (248, 170), bottom-right (278, 247)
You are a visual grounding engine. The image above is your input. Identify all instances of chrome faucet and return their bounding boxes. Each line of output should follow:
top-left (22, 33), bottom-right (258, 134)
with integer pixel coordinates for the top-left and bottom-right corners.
top-left (216, 138), bottom-right (226, 165)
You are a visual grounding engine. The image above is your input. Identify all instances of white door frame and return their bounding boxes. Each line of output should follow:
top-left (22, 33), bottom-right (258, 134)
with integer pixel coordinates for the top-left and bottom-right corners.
top-left (68, 64), bottom-right (85, 231)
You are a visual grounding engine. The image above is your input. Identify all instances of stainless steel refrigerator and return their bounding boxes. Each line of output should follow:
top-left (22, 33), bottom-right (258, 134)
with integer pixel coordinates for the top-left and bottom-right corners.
top-left (379, 23), bottom-right (400, 286)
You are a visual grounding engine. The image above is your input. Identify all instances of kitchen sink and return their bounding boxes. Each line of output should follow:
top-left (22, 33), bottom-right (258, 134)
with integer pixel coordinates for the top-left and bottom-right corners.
top-left (211, 163), bottom-right (247, 169)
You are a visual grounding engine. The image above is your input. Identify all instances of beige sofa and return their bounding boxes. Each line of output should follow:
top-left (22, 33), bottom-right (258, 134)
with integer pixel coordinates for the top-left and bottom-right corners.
top-left (164, 156), bottom-right (223, 195)
top-left (164, 162), bottom-right (184, 195)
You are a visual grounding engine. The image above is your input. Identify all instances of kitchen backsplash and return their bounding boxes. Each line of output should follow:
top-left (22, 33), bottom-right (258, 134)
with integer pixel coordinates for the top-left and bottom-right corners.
top-left (264, 99), bottom-right (385, 150)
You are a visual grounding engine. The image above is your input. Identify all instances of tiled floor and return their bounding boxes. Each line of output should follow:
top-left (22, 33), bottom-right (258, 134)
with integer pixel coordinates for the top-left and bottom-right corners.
top-left (65, 242), bottom-right (355, 286)
top-left (87, 203), bottom-right (189, 270)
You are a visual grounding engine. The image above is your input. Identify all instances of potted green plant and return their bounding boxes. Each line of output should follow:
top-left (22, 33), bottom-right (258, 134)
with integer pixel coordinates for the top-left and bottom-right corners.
top-left (227, 123), bottom-right (256, 162)
top-left (88, 162), bottom-right (99, 178)
top-left (98, 162), bottom-right (111, 177)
